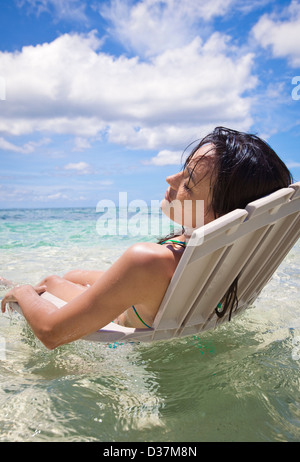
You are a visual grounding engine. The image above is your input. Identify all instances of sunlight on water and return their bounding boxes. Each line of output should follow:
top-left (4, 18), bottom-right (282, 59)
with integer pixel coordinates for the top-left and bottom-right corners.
top-left (0, 208), bottom-right (299, 442)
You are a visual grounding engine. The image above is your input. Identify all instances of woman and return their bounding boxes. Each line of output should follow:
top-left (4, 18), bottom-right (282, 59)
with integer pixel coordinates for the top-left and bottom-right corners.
top-left (1, 127), bottom-right (292, 349)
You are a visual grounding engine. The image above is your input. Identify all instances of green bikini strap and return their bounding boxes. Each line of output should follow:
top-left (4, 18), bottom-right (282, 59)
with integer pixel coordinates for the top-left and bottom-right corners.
top-left (160, 239), bottom-right (187, 246)
top-left (132, 305), bottom-right (152, 329)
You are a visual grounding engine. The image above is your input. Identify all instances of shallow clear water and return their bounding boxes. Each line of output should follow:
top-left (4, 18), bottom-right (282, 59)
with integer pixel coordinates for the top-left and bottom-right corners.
top-left (0, 208), bottom-right (299, 442)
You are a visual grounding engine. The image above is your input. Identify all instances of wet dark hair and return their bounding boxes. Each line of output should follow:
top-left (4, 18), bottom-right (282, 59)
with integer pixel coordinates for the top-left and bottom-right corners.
top-left (185, 126), bottom-right (293, 219)
top-left (164, 126), bottom-right (293, 321)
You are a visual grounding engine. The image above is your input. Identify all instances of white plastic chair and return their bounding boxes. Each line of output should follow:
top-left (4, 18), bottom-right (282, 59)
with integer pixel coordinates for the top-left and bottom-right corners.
top-left (11, 182), bottom-right (300, 343)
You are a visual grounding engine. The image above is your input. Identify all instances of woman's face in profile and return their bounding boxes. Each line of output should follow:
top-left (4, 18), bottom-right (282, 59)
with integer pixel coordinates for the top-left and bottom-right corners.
top-left (161, 143), bottom-right (216, 229)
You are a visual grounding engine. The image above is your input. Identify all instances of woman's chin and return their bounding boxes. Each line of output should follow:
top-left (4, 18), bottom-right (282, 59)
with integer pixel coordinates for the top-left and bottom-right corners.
top-left (160, 198), bottom-right (169, 211)
top-left (160, 198), bottom-right (184, 227)
top-left (160, 198), bottom-right (173, 219)
top-left (160, 199), bottom-right (202, 230)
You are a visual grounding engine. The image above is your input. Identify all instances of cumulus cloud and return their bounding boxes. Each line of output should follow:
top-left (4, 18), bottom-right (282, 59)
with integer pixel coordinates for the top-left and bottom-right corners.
top-left (100, 0), bottom-right (235, 57)
top-left (0, 0), bottom-right (261, 167)
top-left (0, 75), bottom-right (5, 100)
top-left (145, 149), bottom-right (184, 166)
top-left (64, 161), bottom-right (93, 174)
top-left (252, 0), bottom-right (300, 67)
top-left (0, 29), bottom-right (256, 155)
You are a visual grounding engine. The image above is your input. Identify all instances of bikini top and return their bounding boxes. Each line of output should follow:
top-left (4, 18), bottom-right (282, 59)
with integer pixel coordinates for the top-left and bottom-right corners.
top-left (160, 239), bottom-right (187, 249)
top-left (132, 239), bottom-right (187, 328)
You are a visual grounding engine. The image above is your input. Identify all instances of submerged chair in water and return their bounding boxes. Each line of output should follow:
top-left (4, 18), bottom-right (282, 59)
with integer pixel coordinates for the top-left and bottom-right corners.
top-left (11, 182), bottom-right (300, 343)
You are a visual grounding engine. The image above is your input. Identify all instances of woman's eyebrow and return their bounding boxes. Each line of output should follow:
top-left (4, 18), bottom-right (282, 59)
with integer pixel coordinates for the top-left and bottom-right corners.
top-left (185, 164), bottom-right (196, 183)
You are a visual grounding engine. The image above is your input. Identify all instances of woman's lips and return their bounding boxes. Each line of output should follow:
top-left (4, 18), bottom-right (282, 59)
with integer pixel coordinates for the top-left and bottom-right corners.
top-left (165, 189), bottom-right (171, 202)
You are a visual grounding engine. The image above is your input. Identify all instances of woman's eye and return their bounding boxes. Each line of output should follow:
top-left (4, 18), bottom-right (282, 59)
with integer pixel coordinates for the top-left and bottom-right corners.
top-left (183, 182), bottom-right (191, 191)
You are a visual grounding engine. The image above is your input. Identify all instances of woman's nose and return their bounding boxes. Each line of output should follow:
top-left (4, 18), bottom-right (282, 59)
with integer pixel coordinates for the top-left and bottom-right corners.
top-left (166, 171), bottom-right (182, 187)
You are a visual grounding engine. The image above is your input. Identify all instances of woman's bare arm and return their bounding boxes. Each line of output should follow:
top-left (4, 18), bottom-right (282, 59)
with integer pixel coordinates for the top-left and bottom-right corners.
top-left (1, 243), bottom-right (175, 349)
top-left (63, 269), bottom-right (105, 286)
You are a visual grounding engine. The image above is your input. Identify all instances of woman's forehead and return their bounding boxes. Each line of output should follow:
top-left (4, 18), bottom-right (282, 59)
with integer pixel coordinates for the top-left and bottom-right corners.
top-left (194, 143), bottom-right (215, 158)
top-left (187, 143), bottom-right (215, 169)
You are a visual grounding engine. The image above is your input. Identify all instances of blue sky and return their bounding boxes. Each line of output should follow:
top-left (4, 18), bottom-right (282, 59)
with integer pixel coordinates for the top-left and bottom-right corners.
top-left (0, 0), bottom-right (299, 209)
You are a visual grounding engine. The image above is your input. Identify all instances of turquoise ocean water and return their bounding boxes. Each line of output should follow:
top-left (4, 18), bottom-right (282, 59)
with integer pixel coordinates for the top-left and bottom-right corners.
top-left (0, 207), bottom-right (299, 442)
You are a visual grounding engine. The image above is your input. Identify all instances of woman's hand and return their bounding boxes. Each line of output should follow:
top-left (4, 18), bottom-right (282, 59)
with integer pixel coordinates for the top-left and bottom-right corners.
top-left (1, 285), bottom-right (46, 313)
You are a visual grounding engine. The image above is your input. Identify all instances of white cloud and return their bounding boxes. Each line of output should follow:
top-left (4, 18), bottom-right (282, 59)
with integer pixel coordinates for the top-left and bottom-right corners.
top-left (145, 149), bottom-right (184, 166)
top-left (0, 136), bottom-right (50, 153)
top-left (17, 0), bottom-right (88, 23)
top-left (64, 161), bottom-right (93, 174)
top-left (101, 0), bottom-right (235, 57)
top-left (0, 75), bottom-right (5, 100)
top-left (252, 0), bottom-right (300, 67)
top-left (72, 137), bottom-right (92, 151)
top-left (287, 161), bottom-right (300, 168)
top-left (0, 16), bottom-right (256, 154)
top-left (47, 192), bottom-right (68, 200)
top-left (0, 182), bottom-right (70, 204)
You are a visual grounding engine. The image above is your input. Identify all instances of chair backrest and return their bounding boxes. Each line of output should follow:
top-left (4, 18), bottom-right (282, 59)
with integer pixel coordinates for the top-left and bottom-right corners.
top-left (151, 182), bottom-right (300, 341)
top-left (11, 183), bottom-right (300, 343)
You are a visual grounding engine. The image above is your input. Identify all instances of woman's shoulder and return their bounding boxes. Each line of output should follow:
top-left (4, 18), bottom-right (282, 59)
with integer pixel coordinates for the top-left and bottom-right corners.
top-left (124, 241), bottom-right (170, 261)
top-left (122, 242), bottom-right (182, 279)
